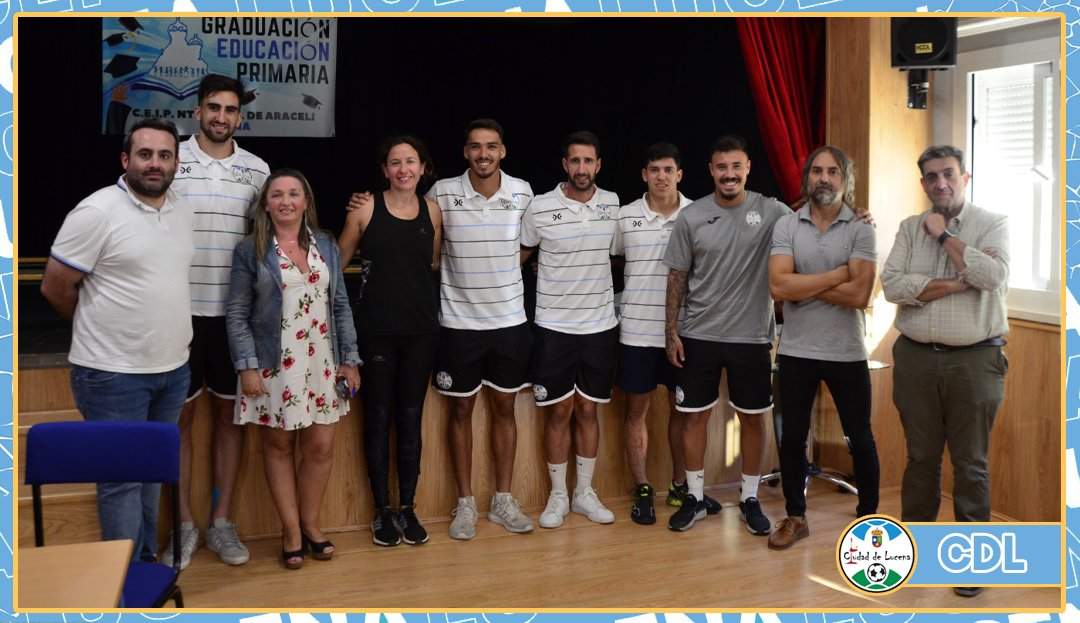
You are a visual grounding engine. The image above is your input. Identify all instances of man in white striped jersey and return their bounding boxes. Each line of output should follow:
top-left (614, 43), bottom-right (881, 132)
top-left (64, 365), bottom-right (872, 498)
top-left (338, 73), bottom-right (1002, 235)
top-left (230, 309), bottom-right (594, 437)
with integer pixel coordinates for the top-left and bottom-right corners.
top-left (426, 119), bottom-right (537, 540)
top-left (612, 142), bottom-right (719, 524)
top-left (521, 131), bottom-right (621, 529)
top-left (165, 74), bottom-right (269, 569)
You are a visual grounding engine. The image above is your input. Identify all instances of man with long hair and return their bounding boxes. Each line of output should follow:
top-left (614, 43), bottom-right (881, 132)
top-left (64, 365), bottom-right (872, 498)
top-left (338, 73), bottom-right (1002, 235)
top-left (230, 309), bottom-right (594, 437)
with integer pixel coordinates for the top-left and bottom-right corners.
top-left (767, 145), bottom-right (880, 549)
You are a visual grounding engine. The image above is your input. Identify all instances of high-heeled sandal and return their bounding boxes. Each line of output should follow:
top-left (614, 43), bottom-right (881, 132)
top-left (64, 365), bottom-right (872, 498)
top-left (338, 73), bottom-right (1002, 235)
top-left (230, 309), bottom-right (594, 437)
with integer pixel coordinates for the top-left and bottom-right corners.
top-left (303, 532), bottom-right (335, 561)
top-left (282, 541), bottom-right (305, 570)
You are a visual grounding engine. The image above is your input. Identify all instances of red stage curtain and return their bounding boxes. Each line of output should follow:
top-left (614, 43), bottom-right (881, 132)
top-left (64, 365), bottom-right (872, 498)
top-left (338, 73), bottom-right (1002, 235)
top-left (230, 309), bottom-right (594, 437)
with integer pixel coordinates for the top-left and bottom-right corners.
top-left (736, 18), bottom-right (826, 206)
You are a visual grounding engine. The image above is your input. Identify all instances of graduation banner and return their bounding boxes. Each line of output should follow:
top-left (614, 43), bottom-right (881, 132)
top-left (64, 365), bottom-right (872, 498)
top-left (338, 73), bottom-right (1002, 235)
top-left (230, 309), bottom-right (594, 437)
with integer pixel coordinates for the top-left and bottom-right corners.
top-left (101, 17), bottom-right (337, 136)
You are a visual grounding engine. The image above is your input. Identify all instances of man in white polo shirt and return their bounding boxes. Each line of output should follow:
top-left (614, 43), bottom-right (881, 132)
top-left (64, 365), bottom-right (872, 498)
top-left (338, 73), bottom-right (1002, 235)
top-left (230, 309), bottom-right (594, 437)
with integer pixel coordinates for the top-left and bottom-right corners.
top-left (165, 74), bottom-right (269, 568)
top-left (612, 142), bottom-right (720, 524)
top-left (427, 119), bottom-right (536, 540)
top-left (767, 145), bottom-right (879, 549)
top-left (521, 130), bottom-right (620, 529)
top-left (41, 118), bottom-right (193, 562)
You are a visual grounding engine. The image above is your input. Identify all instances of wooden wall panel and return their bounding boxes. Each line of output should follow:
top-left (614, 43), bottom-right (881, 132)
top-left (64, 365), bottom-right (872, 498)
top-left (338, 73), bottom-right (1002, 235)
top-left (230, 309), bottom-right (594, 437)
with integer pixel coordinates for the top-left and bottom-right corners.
top-left (172, 382), bottom-right (777, 539)
top-left (817, 321), bottom-right (1060, 522)
top-left (940, 320), bottom-right (1061, 521)
top-left (17, 367), bottom-right (73, 413)
top-left (825, 18), bottom-right (872, 212)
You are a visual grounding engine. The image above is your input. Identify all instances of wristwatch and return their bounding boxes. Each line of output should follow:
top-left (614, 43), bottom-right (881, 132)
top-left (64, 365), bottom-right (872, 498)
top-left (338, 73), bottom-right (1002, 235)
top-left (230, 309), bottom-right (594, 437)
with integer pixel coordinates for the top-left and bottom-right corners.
top-left (937, 230), bottom-right (954, 244)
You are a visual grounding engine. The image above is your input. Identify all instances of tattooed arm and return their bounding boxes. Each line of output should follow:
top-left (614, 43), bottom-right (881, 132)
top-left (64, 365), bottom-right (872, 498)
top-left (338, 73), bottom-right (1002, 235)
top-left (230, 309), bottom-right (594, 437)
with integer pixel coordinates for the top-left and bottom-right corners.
top-left (666, 268), bottom-right (689, 368)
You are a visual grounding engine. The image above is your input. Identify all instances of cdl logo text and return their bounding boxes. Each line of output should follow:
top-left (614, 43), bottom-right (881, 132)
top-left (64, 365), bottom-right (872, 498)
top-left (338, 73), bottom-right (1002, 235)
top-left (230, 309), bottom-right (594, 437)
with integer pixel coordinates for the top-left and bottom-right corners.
top-left (937, 532), bottom-right (1028, 573)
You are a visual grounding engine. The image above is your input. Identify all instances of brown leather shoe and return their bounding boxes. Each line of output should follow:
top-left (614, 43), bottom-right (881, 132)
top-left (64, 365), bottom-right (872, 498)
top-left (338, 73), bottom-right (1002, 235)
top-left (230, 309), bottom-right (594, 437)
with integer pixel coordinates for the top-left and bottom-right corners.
top-left (767, 516), bottom-right (809, 550)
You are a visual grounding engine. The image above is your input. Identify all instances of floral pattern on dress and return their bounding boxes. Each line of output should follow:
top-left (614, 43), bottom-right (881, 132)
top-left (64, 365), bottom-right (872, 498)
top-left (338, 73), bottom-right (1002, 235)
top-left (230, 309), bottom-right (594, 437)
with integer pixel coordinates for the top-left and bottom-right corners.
top-left (235, 236), bottom-right (350, 430)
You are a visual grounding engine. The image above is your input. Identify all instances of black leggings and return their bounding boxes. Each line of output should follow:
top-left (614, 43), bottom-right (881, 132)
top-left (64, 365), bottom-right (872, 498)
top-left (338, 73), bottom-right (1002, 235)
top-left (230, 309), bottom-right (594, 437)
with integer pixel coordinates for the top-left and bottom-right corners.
top-left (777, 354), bottom-right (879, 517)
top-left (360, 332), bottom-right (436, 509)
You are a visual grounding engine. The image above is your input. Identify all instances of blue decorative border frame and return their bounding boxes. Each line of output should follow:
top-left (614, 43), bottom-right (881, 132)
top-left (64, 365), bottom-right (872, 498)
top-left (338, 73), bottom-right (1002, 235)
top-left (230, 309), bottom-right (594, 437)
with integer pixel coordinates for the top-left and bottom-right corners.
top-left (4, 0), bottom-right (1076, 621)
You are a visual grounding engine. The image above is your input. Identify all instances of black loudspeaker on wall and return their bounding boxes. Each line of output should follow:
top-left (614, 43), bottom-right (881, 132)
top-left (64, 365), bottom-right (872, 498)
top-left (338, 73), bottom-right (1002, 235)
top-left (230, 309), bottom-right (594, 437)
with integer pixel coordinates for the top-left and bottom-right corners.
top-left (891, 17), bottom-right (958, 69)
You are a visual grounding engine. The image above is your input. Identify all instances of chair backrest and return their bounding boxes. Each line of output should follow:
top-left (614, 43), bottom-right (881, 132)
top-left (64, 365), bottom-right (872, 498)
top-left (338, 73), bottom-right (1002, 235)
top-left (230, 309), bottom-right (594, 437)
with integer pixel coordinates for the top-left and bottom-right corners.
top-left (25, 421), bottom-right (179, 486)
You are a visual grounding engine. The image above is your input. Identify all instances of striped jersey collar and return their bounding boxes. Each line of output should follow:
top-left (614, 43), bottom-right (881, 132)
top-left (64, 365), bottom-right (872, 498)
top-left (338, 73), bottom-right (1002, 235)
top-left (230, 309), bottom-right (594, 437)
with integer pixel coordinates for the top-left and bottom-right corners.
top-left (555, 182), bottom-right (605, 213)
top-left (185, 134), bottom-right (241, 168)
top-left (460, 169), bottom-right (515, 203)
top-left (638, 192), bottom-right (691, 223)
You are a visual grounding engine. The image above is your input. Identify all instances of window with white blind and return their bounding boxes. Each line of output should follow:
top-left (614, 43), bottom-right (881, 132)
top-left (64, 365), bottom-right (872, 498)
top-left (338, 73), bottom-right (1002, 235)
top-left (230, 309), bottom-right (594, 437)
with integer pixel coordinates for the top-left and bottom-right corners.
top-left (967, 60), bottom-right (1060, 321)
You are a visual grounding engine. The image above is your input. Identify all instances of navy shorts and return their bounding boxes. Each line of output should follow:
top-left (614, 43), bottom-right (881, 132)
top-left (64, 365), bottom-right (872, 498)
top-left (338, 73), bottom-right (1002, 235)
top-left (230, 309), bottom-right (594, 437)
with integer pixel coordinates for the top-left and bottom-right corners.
top-left (673, 337), bottom-right (772, 413)
top-left (186, 316), bottom-right (237, 401)
top-left (530, 326), bottom-right (618, 406)
top-left (616, 344), bottom-right (676, 394)
top-left (432, 322), bottom-right (531, 397)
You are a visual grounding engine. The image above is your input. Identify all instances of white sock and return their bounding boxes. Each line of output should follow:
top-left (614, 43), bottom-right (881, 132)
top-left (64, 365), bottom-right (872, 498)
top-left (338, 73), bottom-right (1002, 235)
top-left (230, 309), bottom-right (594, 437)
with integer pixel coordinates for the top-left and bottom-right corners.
top-left (548, 462), bottom-right (568, 494)
top-left (741, 473), bottom-right (760, 501)
top-left (575, 455), bottom-right (596, 493)
top-left (180, 521), bottom-right (194, 531)
top-left (687, 469), bottom-right (705, 502)
top-left (494, 491), bottom-right (511, 499)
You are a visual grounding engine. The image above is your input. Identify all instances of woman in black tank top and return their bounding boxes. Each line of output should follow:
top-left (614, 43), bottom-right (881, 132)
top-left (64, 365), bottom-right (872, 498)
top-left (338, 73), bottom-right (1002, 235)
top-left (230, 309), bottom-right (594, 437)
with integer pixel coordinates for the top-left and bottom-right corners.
top-left (338, 135), bottom-right (441, 547)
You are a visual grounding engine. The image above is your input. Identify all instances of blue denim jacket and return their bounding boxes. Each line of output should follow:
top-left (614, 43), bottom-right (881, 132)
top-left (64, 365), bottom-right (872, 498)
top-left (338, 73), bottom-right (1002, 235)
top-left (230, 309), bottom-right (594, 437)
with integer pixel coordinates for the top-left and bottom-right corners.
top-left (226, 231), bottom-right (360, 371)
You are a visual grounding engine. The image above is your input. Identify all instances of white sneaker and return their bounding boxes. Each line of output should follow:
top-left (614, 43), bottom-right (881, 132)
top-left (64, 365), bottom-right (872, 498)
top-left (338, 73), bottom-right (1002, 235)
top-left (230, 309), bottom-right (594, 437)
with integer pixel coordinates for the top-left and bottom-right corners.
top-left (206, 518), bottom-right (250, 565)
top-left (160, 523), bottom-right (199, 570)
top-left (449, 496), bottom-right (477, 540)
top-left (488, 493), bottom-right (534, 533)
top-left (572, 487), bottom-right (615, 524)
top-left (539, 490), bottom-right (570, 529)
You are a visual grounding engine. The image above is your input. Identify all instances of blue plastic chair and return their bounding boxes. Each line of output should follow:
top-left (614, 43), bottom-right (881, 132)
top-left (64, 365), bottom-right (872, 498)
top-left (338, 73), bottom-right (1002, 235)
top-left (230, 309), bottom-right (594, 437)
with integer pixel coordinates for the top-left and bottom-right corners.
top-left (25, 421), bottom-right (184, 608)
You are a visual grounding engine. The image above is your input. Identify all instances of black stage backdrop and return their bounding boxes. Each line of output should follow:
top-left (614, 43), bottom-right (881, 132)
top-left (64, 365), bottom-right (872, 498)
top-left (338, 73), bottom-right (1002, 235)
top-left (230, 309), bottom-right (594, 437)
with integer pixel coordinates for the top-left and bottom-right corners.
top-left (18, 17), bottom-right (781, 258)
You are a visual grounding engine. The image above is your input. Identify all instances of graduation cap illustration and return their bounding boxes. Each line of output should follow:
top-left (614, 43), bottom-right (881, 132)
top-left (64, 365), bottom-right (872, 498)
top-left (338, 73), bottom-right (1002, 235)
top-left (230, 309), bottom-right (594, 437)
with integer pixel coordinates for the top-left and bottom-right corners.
top-left (301, 94), bottom-right (322, 109)
top-left (104, 54), bottom-right (140, 78)
top-left (118, 17), bottom-right (142, 32)
top-left (231, 72), bottom-right (258, 105)
top-left (103, 32), bottom-right (128, 46)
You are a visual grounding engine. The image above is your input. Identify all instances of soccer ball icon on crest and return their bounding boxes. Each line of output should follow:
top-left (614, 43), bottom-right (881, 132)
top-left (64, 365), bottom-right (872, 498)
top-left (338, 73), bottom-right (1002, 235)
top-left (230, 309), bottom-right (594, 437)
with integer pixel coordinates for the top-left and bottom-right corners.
top-left (866, 563), bottom-right (888, 583)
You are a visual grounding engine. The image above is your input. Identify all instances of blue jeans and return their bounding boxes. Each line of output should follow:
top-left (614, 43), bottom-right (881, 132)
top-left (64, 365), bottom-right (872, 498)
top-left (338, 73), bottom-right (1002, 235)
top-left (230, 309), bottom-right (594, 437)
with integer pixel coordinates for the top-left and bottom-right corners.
top-left (70, 364), bottom-right (189, 561)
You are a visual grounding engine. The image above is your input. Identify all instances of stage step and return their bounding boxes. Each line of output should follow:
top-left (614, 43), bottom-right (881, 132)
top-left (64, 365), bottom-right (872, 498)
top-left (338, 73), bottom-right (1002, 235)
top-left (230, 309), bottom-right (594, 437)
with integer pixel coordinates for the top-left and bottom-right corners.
top-left (18, 494), bottom-right (100, 547)
top-left (18, 366), bottom-right (75, 413)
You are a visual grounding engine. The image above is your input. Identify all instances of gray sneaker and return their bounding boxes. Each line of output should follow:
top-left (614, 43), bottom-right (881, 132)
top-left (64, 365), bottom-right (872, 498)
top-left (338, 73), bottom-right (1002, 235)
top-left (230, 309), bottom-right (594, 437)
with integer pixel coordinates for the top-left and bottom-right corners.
top-left (449, 496), bottom-right (477, 540)
top-left (488, 493), bottom-right (534, 533)
top-left (206, 518), bottom-right (250, 566)
top-left (160, 522), bottom-right (198, 570)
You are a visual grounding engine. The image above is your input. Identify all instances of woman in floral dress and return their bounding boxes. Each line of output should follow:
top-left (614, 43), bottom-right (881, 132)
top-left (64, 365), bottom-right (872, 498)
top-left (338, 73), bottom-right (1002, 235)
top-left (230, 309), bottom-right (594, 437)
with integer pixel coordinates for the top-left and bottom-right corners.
top-left (226, 169), bottom-right (361, 569)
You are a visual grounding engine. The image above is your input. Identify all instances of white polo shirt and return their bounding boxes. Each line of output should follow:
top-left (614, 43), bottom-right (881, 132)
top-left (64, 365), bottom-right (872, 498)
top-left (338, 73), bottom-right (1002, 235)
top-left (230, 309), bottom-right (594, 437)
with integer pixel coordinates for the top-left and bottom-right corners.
top-left (172, 135), bottom-right (269, 317)
top-left (612, 193), bottom-right (691, 348)
top-left (521, 183), bottom-right (620, 335)
top-left (427, 170), bottom-right (533, 331)
top-left (50, 177), bottom-right (195, 373)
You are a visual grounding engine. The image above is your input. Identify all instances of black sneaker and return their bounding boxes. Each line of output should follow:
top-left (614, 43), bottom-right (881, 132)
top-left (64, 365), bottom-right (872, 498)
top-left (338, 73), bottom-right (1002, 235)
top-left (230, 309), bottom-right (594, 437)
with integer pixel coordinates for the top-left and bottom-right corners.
top-left (371, 507), bottom-right (400, 547)
top-left (630, 483), bottom-right (656, 525)
top-left (702, 493), bottom-right (722, 515)
top-left (395, 506), bottom-right (429, 545)
top-left (666, 480), bottom-right (688, 507)
top-left (739, 497), bottom-right (771, 535)
top-left (668, 494), bottom-right (707, 531)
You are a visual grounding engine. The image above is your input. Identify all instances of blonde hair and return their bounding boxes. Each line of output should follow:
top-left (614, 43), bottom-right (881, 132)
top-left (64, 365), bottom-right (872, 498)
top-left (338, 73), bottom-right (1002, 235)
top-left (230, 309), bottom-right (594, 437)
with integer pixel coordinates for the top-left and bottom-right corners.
top-left (251, 168), bottom-right (322, 259)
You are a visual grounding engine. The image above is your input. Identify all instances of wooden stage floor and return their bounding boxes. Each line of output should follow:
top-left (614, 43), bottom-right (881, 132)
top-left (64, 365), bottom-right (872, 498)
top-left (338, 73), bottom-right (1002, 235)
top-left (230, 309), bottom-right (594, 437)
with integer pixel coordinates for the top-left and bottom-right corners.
top-left (177, 483), bottom-right (1062, 610)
